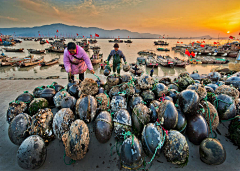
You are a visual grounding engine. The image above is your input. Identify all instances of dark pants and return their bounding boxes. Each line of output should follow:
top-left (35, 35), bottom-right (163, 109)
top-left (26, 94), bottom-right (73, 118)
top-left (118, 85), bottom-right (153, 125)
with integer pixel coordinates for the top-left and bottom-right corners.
top-left (68, 73), bottom-right (84, 82)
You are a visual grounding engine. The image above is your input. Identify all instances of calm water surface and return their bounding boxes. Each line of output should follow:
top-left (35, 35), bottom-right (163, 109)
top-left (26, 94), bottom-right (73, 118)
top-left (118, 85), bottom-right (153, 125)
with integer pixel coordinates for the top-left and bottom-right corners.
top-left (0, 39), bottom-right (235, 80)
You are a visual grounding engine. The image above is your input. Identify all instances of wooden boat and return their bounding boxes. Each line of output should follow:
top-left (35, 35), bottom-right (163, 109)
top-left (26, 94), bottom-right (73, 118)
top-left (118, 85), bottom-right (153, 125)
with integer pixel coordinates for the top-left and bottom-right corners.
top-left (0, 56), bottom-right (31, 66)
top-left (4, 48), bottom-right (24, 52)
top-left (157, 48), bottom-right (170, 51)
top-left (40, 58), bottom-right (59, 66)
top-left (214, 58), bottom-right (229, 64)
top-left (90, 54), bottom-right (103, 65)
top-left (40, 40), bottom-right (46, 44)
top-left (146, 56), bottom-right (158, 68)
top-left (137, 56), bottom-right (146, 65)
top-left (173, 57), bottom-right (188, 68)
top-left (45, 47), bottom-right (64, 53)
top-left (138, 50), bottom-right (156, 56)
top-left (124, 40), bottom-right (132, 43)
top-left (157, 55), bottom-right (174, 68)
top-left (14, 40), bottom-right (22, 43)
top-left (227, 51), bottom-right (238, 58)
top-left (76, 42), bottom-right (89, 51)
top-left (28, 49), bottom-right (45, 54)
top-left (19, 56), bottom-right (44, 67)
top-left (129, 63), bottom-right (143, 76)
top-left (35, 38), bottom-right (42, 41)
top-left (108, 39), bottom-right (123, 43)
top-left (23, 38), bottom-right (33, 41)
top-left (154, 40), bottom-right (169, 46)
top-left (89, 39), bottom-right (97, 44)
top-left (90, 45), bottom-right (101, 50)
top-left (189, 58), bottom-right (202, 64)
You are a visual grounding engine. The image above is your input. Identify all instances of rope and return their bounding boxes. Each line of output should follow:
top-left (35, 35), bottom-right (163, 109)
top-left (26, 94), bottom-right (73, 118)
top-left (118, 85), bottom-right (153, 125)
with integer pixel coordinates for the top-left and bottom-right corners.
top-left (104, 90), bottom-right (110, 108)
top-left (9, 100), bottom-right (21, 105)
top-left (221, 115), bottom-right (240, 122)
top-left (63, 151), bottom-right (76, 165)
top-left (122, 131), bottom-right (134, 146)
top-left (147, 122), bottom-right (166, 164)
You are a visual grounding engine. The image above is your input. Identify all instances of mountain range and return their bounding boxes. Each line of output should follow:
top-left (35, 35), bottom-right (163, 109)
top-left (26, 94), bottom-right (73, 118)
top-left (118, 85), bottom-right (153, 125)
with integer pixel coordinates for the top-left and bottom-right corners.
top-left (0, 23), bottom-right (227, 39)
top-left (0, 23), bottom-right (163, 38)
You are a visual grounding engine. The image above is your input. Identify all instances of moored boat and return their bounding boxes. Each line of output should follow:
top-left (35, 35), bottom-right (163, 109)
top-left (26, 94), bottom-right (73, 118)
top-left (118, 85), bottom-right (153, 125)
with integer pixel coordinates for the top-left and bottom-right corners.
top-left (154, 40), bottom-right (169, 46)
top-left (40, 58), bottom-right (59, 66)
top-left (146, 56), bottom-right (158, 68)
top-left (137, 56), bottom-right (146, 65)
top-left (124, 40), bottom-right (132, 43)
top-left (19, 56), bottom-right (44, 67)
top-left (4, 48), bottom-right (24, 52)
top-left (108, 38), bottom-right (123, 43)
top-left (27, 49), bottom-right (45, 54)
top-left (157, 48), bottom-right (170, 51)
top-left (157, 55), bottom-right (174, 68)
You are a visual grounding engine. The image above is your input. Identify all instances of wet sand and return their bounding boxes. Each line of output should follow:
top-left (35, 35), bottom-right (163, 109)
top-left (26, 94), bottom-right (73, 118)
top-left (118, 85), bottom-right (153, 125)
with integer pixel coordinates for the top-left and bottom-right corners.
top-left (0, 79), bottom-right (240, 171)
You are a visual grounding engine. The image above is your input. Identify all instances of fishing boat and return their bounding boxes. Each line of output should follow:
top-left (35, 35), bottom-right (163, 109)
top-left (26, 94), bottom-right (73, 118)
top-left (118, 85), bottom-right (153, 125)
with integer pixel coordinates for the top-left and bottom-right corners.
top-left (40, 58), bottom-right (59, 66)
top-left (172, 57), bottom-right (188, 68)
top-left (157, 55), bottom-right (174, 68)
top-left (129, 63), bottom-right (143, 76)
top-left (90, 53), bottom-right (103, 65)
top-left (90, 45), bottom-right (101, 50)
top-left (76, 41), bottom-right (89, 51)
top-left (35, 38), bottom-right (42, 41)
top-left (157, 48), bottom-right (170, 51)
top-left (27, 49), bottom-right (45, 54)
top-left (23, 38), bottom-right (33, 41)
top-left (40, 40), bottom-right (46, 44)
top-left (0, 56), bottom-right (31, 66)
top-left (3, 48), bottom-right (24, 52)
top-left (108, 38), bottom-right (123, 43)
top-left (19, 56), bottom-right (44, 67)
top-left (124, 40), bottom-right (132, 43)
top-left (154, 40), bottom-right (169, 46)
top-left (189, 58), bottom-right (202, 64)
top-left (45, 47), bottom-right (64, 53)
top-left (14, 40), bottom-right (22, 43)
top-left (214, 58), bottom-right (229, 64)
top-left (227, 51), bottom-right (238, 58)
top-left (137, 56), bottom-right (146, 65)
top-left (89, 39), bottom-right (97, 44)
top-left (138, 50), bottom-right (156, 56)
top-left (146, 56), bottom-right (158, 68)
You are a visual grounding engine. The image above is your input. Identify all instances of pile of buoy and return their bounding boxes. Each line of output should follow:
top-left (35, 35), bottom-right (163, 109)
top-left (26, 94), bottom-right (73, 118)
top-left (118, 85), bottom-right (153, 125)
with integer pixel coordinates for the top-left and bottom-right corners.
top-left (6, 69), bottom-right (240, 169)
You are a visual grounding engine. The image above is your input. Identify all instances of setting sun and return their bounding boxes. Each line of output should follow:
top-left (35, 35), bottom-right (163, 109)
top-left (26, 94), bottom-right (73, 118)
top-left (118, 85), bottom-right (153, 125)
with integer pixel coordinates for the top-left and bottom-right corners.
top-left (227, 31), bottom-right (230, 33)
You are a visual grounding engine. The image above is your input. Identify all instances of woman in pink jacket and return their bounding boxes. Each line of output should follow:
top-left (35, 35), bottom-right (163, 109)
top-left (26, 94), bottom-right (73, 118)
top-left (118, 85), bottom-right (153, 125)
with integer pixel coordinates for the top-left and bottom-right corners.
top-left (63, 42), bottom-right (95, 81)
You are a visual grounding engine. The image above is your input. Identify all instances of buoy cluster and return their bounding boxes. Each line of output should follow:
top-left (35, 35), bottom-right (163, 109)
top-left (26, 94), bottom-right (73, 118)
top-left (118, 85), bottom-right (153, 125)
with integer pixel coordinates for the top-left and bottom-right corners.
top-left (6, 70), bottom-right (240, 169)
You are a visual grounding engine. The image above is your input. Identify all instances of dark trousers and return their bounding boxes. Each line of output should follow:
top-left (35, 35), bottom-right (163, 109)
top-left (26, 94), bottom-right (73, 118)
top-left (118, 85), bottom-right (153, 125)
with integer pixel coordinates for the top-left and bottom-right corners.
top-left (68, 73), bottom-right (84, 82)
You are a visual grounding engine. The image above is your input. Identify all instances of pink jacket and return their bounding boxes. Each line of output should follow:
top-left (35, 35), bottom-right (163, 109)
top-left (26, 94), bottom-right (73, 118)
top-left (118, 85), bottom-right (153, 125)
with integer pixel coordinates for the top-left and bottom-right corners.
top-left (63, 45), bottom-right (93, 74)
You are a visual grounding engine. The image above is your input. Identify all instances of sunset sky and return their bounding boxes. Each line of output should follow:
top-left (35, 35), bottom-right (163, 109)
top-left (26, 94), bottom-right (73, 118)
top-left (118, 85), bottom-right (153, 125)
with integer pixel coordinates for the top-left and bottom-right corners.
top-left (0, 0), bottom-right (240, 37)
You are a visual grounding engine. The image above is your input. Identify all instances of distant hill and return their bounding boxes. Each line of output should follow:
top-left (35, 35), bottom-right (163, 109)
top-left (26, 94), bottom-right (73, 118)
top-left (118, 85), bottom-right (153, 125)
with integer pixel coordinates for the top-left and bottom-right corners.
top-left (0, 23), bottom-right (163, 38)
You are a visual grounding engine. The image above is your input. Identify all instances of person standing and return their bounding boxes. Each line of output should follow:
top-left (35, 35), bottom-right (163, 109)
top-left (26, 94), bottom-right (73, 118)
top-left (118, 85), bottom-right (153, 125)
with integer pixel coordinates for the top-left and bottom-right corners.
top-left (63, 42), bottom-right (95, 81)
top-left (150, 67), bottom-right (154, 77)
top-left (106, 43), bottom-right (126, 74)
